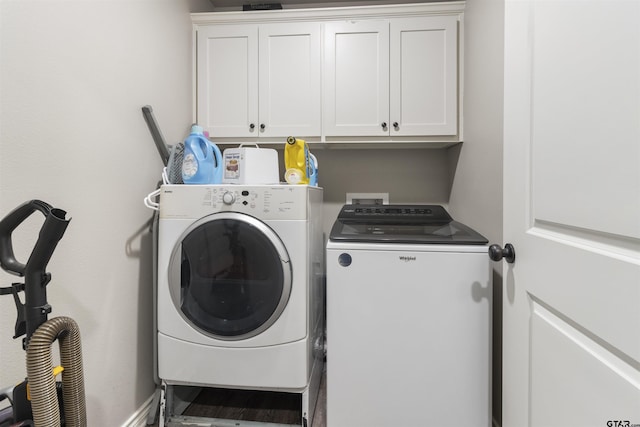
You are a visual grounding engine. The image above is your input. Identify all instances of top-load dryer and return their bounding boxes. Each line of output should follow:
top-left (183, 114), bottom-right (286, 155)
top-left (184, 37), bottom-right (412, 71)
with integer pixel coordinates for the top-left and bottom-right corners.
top-left (156, 184), bottom-right (324, 394)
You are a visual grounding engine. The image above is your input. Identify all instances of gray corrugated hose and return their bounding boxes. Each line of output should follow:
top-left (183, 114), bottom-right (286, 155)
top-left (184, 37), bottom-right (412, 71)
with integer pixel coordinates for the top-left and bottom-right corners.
top-left (26, 316), bottom-right (87, 427)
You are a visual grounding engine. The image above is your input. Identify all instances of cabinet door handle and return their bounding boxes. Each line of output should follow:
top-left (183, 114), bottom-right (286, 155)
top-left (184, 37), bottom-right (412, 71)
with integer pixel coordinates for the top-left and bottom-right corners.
top-left (260, 124), bottom-right (266, 130)
top-left (381, 122), bottom-right (387, 129)
top-left (393, 122), bottom-right (399, 129)
top-left (249, 123), bottom-right (255, 130)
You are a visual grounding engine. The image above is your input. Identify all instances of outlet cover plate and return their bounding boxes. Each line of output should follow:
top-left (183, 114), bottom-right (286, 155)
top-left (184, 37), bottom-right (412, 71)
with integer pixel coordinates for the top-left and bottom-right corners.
top-left (346, 193), bottom-right (389, 205)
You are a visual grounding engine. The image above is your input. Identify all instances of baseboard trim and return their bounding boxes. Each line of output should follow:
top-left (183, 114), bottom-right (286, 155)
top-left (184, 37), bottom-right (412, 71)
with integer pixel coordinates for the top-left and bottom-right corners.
top-left (122, 394), bottom-right (154, 427)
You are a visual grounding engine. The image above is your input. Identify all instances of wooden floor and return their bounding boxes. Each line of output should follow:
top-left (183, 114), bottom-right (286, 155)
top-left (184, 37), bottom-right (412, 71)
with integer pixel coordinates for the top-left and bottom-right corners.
top-left (152, 370), bottom-right (326, 426)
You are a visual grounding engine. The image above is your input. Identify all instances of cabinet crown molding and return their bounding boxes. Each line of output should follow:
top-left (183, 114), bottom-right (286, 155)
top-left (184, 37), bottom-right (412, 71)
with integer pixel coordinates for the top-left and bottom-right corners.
top-left (191, 1), bottom-right (465, 25)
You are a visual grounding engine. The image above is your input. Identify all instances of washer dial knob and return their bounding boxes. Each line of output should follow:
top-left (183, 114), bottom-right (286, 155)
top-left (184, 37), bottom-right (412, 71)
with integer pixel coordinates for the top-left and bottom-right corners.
top-left (222, 191), bottom-right (235, 205)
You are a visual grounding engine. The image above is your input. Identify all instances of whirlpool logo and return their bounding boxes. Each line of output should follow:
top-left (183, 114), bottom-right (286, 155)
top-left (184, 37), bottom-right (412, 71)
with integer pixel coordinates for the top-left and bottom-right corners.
top-left (399, 255), bottom-right (416, 262)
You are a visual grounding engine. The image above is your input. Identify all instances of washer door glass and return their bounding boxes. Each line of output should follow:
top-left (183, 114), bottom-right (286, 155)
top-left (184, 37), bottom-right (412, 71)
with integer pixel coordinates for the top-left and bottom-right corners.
top-left (168, 212), bottom-right (291, 340)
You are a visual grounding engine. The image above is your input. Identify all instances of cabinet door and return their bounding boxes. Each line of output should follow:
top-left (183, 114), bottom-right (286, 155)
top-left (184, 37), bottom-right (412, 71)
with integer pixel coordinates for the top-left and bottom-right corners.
top-left (259, 23), bottom-right (321, 138)
top-left (323, 20), bottom-right (390, 136)
top-left (196, 25), bottom-right (258, 138)
top-left (390, 16), bottom-right (458, 136)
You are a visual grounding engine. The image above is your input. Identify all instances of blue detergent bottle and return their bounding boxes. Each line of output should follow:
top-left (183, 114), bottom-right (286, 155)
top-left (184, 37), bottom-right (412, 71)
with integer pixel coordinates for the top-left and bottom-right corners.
top-left (210, 142), bottom-right (223, 184)
top-left (308, 153), bottom-right (318, 186)
top-left (182, 125), bottom-right (221, 184)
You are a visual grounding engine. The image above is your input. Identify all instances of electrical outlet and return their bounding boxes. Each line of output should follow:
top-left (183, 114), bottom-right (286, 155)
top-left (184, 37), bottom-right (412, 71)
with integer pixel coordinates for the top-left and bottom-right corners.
top-left (346, 193), bottom-right (389, 205)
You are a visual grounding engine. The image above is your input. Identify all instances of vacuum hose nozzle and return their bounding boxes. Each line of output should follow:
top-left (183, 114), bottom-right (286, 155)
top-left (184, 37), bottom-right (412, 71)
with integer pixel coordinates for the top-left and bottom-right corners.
top-left (0, 200), bottom-right (69, 277)
top-left (0, 200), bottom-right (70, 342)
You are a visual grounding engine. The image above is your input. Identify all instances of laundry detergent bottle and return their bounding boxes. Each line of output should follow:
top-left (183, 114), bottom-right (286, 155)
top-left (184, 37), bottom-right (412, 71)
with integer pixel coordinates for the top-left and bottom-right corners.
top-left (182, 125), bottom-right (222, 184)
top-left (284, 136), bottom-right (312, 185)
top-left (308, 153), bottom-right (318, 186)
top-left (209, 142), bottom-right (223, 184)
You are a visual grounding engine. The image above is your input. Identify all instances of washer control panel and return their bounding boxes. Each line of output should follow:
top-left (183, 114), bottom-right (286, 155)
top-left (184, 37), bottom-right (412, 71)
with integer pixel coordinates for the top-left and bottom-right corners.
top-left (159, 184), bottom-right (315, 220)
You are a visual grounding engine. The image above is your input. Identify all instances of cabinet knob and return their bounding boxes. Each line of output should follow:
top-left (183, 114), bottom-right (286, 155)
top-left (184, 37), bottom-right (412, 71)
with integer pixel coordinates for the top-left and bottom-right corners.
top-left (260, 123), bottom-right (266, 130)
top-left (381, 122), bottom-right (387, 129)
top-left (249, 123), bottom-right (255, 130)
top-left (393, 122), bottom-right (399, 129)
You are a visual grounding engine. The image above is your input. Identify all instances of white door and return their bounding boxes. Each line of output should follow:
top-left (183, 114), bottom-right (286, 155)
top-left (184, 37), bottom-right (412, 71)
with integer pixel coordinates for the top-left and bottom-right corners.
top-left (389, 16), bottom-right (458, 136)
top-left (196, 24), bottom-right (258, 138)
top-left (323, 20), bottom-right (389, 136)
top-left (258, 23), bottom-right (321, 138)
top-left (502, 1), bottom-right (640, 426)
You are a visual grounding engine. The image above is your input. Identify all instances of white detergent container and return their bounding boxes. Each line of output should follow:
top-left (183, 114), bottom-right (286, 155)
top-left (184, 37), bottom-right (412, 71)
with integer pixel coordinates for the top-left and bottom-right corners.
top-left (222, 144), bottom-right (280, 184)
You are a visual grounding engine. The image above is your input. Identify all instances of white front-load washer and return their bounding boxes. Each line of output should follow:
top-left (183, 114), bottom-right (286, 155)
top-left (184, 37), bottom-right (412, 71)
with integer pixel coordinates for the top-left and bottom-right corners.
top-left (156, 184), bottom-right (324, 394)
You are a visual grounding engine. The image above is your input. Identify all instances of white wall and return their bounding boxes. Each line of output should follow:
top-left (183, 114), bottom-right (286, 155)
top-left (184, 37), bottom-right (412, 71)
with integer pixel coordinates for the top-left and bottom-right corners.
top-left (314, 147), bottom-right (453, 236)
top-left (0, 1), bottom-right (208, 425)
top-left (448, 0), bottom-right (504, 244)
top-left (448, 0), bottom-right (504, 424)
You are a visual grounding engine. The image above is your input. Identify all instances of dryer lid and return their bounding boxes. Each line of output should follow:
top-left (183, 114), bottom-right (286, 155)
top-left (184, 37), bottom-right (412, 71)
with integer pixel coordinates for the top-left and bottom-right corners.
top-left (329, 204), bottom-right (488, 245)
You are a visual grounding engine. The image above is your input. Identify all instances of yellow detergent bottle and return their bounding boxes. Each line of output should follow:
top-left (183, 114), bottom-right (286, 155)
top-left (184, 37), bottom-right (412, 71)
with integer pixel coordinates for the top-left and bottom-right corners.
top-left (284, 136), bottom-right (311, 184)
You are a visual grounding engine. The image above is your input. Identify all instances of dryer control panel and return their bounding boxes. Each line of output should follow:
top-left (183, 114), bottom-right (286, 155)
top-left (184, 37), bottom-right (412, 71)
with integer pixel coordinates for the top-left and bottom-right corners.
top-left (159, 184), bottom-right (320, 221)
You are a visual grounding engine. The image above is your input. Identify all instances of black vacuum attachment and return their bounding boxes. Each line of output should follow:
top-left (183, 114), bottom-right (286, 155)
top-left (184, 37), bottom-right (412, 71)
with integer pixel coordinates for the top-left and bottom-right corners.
top-left (0, 200), bottom-right (70, 347)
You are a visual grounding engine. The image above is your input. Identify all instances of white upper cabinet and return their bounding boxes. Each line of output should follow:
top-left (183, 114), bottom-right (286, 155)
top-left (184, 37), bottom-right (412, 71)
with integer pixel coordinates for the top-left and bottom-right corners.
top-left (196, 24), bottom-right (258, 138)
top-left (193, 2), bottom-right (464, 145)
top-left (323, 15), bottom-right (459, 138)
top-left (390, 16), bottom-right (458, 136)
top-left (323, 20), bottom-right (390, 137)
top-left (258, 23), bottom-right (321, 138)
top-left (196, 23), bottom-right (321, 139)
